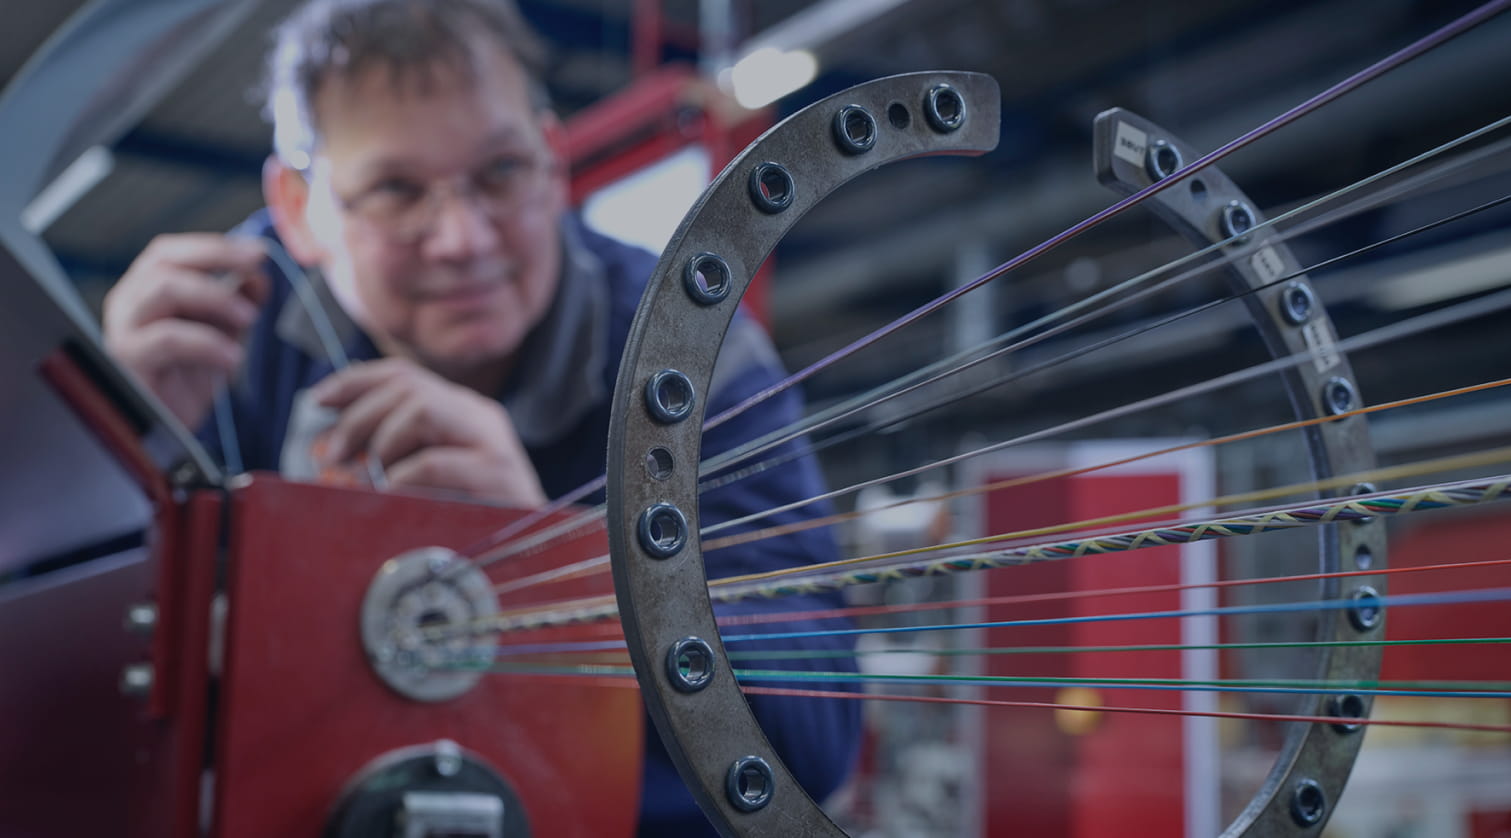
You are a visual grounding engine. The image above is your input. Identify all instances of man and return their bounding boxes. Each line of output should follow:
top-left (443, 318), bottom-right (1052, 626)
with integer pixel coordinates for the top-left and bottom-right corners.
top-left (101, 0), bottom-right (859, 834)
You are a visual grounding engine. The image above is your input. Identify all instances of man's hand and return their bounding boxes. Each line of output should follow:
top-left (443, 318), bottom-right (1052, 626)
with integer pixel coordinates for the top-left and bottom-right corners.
top-left (102, 234), bottom-right (269, 428)
top-left (310, 358), bottom-right (547, 506)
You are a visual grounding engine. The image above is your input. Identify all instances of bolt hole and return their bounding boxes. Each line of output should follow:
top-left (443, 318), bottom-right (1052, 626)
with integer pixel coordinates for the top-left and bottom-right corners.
top-left (1353, 545), bottom-right (1373, 570)
top-left (1330, 693), bottom-right (1366, 732)
top-left (888, 102), bottom-right (911, 129)
top-left (1349, 586), bottom-right (1383, 632)
top-left (1349, 482), bottom-right (1379, 526)
top-left (1146, 140), bottom-right (1182, 181)
top-left (834, 105), bottom-right (877, 154)
top-left (1324, 378), bottom-right (1357, 416)
top-left (637, 503), bottom-right (688, 559)
top-left (684, 253), bottom-right (732, 305)
top-left (666, 637), bottom-right (715, 692)
top-left (1221, 201), bottom-right (1255, 242)
top-left (924, 84), bottom-right (965, 132)
top-left (725, 756), bottom-right (774, 811)
top-left (646, 447), bottom-right (674, 481)
top-left (1281, 282), bottom-right (1315, 325)
top-left (1291, 780), bottom-right (1327, 826)
top-left (748, 162), bottom-right (795, 214)
top-left (1189, 179), bottom-right (1208, 201)
top-left (646, 370), bottom-right (695, 424)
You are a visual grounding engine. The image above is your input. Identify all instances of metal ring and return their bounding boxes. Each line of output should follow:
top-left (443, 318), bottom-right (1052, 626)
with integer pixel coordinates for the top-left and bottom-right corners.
top-left (832, 105), bottom-right (878, 154)
top-left (748, 162), bottom-right (795, 214)
top-left (1323, 376), bottom-right (1358, 416)
top-left (1144, 138), bottom-right (1182, 181)
top-left (606, 72), bottom-right (1002, 838)
top-left (725, 756), bottom-right (774, 812)
top-left (644, 369), bottom-right (696, 424)
top-left (1220, 199), bottom-right (1255, 243)
top-left (1328, 694), bottom-right (1366, 734)
top-left (1348, 585), bottom-right (1383, 632)
top-left (1280, 281), bottom-right (1316, 325)
top-left (683, 253), bottom-right (733, 306)
top-left (923, 83), bottom-right (966, 133)
top-left (665, 636), bottom-right (716, 693)
top-left (637, 503), bottom-right (688, 559)
top-left (1349, 482), bottom-right (1378, 526)
top-left (1289, 779), bottom-right (1327, 826)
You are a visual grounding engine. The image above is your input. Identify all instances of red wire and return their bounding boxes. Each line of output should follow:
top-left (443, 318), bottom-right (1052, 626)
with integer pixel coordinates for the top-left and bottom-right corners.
top-left (741, 686), bottom-right (1511, 734)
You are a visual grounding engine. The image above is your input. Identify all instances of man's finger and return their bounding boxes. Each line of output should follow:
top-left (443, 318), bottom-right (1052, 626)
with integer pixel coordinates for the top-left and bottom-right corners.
top-left (321, 381), bottom-right (410, 464)
top-left (127, 268), bottom-right (262, 335)
top-left (125, 319), bottom-right (245, 377)
top-left (142, 233), bottom-right (267, 275)
top-left (311, 359), bottom-right (412, 409)
top-left (367, 398), bottom-right (436, 468)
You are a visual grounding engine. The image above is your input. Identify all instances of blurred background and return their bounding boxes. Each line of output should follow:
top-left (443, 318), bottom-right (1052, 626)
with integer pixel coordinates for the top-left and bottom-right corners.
top-left (4, 1), bottom-right (1510, 836)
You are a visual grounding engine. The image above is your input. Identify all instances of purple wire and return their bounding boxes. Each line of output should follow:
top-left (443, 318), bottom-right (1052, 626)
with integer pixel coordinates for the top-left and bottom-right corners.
top-left (702, 0), bottom-right (1511, 432)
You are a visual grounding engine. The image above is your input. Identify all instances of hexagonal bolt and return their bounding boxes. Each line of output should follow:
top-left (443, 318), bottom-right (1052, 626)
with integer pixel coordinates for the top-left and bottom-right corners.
top-left (666, 636), bottom-right (716, 693)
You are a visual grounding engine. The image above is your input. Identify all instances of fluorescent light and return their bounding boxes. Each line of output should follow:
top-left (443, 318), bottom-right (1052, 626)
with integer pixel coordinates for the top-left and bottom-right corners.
top-left (725, 47), bottom-right (818, 110)
top-left (21, 145), bottom-right (114, 234)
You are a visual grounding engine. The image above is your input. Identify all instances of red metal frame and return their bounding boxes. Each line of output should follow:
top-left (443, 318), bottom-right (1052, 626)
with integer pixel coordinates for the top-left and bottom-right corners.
top-left (212, 476), bottom-right (640, 838)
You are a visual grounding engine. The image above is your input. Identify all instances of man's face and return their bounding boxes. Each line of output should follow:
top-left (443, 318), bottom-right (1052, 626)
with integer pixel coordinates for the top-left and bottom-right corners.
top-left (299, 42), bottom-right (566, 383)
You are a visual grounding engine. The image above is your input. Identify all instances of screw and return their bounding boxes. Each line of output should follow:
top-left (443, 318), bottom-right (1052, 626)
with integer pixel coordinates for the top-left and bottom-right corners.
top-left (434, 739), bottom-right (463, 778)
top-left (120, 663), bottom-right (154, 697)
top-left (124, 602), bottom-right (158, 635)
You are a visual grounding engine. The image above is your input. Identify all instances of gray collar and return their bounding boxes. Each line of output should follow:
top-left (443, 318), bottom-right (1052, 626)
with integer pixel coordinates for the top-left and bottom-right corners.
top-left (273, 217), bottom-right (609, 449)
top-left (499, 219), bottom-right (610, 447)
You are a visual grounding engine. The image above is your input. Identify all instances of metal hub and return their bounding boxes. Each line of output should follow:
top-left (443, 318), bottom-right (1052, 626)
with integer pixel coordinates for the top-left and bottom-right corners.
top-left (360, 546), bottom-right (497, 702)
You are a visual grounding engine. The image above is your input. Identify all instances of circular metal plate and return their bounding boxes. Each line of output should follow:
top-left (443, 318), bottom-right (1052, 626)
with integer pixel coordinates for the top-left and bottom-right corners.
top-left (360, 546), bottom-right (498, 703)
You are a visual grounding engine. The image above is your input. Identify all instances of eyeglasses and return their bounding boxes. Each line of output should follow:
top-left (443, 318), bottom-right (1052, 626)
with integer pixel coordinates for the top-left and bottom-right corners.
top-left (330, 153), bottom-right (551, 244)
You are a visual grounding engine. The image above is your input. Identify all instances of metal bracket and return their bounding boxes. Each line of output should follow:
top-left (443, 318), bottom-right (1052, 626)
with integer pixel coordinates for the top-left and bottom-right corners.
top-left (606, 71), bottom-right (1000, 836)
top-left (1094, 108), bottom-right (1388, 836)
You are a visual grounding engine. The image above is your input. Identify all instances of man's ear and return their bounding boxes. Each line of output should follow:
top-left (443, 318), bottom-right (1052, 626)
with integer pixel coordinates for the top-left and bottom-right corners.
top-left (262, 155), bottom-right (326, 265)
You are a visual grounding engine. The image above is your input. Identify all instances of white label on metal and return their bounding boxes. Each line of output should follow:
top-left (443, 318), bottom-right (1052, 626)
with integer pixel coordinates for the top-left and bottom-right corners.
top-left (1302, 319), bottom-right (1341, 374)
top-left (1251, 245), bottom-right (1287, 284)
top-left (1114, 122), bottom-right (1148, 166)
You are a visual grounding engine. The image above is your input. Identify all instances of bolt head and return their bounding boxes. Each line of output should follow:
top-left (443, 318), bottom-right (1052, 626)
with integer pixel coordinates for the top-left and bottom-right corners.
top-left (120, 663), bottom-right (154, 697)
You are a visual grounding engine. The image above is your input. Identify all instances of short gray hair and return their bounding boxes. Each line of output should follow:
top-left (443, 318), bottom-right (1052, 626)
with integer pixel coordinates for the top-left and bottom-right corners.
top-left (262, 0), bottom-right (550, 167)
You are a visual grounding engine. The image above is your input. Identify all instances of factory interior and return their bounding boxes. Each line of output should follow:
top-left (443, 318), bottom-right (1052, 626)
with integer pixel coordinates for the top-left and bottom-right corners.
top-left (2, 1), bottom-right (1509, 836)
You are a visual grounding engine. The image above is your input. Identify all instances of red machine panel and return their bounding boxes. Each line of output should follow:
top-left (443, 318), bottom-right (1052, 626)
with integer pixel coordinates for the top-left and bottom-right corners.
top-left (213, 476), bottom-right (640, 837)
